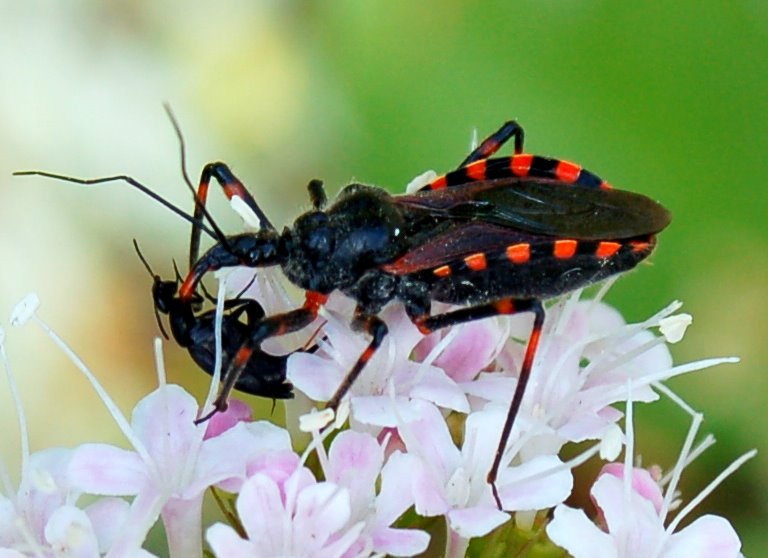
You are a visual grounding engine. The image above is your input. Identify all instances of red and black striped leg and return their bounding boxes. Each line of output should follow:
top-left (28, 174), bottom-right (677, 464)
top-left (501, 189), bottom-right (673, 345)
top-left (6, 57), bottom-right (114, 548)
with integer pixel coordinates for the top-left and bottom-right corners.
top-left (195, 291), bottom-right (327, 424)
top-left (188, 162), bottom-right (275, 271)
top-left (325, 310), bottom-right (388, 413)
top-left (411, 297), bottom-right (545, 510)
top-left (458, 120), bottom-right (525, 167)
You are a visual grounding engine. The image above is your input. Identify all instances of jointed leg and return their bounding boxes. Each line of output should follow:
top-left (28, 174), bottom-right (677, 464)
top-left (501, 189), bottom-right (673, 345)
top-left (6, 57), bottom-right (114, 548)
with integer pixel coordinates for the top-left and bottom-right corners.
top-left (325, 309), bottom-right (388, 411)
top-left (458, 120), bottom-right (525, 167)
top-left (410, 297), bottom-right (545, 509)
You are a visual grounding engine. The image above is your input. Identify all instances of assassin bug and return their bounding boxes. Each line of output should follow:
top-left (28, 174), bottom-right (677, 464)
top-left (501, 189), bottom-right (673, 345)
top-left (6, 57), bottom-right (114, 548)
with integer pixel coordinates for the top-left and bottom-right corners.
top-left (172, 120), bottom-right (671, 506)
top-left (17, 118), bottom-right (671, 507)
top-left (133, 239), bottom-right (295, 400)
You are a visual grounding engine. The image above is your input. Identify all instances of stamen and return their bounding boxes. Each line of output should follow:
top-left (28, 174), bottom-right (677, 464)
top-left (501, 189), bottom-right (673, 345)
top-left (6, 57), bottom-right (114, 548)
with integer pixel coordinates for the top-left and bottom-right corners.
top-left (666, 449), bottom-right (757, 535)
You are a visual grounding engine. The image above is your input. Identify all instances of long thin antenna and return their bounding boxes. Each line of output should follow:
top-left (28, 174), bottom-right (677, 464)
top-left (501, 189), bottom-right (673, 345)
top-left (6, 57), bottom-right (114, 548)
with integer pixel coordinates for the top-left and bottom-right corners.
top-left (13, 170), bottom-right (218, 240)
top-left (132, 238), bottom-right (170, 340)
top-left (162, 103), bottom-right (232, 254)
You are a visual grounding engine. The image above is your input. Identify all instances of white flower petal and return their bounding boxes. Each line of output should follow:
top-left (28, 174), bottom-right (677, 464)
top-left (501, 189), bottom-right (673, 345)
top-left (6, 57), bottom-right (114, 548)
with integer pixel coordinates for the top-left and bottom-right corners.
top-left (547, 504), bottom-right (617, 558)
top-left (68, 444), bottom-right (148, 495)
top-left (662, 515), bottom-right (742, 558)
top-left (371, 526), bottom-right (430, 557)
top-left (206, 523), bottom-right (258, 558)
top-left (236, 474), bottom-right (285, 553)
top-left (447, 505), bottom-right (508, 538)
top-left (44, 506), bottom-right (99, 558)
top-left (288, 352), bottom-right (343, 401)
top-left (497, 455), bottom-right (572, 511)
top-left (328, 431), bottom-right (382, 514)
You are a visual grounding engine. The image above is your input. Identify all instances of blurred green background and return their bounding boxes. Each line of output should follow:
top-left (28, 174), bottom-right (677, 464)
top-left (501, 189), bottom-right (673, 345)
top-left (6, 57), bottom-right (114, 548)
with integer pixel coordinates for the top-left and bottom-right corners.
top-left (0, 0), bottom-right (765, 554)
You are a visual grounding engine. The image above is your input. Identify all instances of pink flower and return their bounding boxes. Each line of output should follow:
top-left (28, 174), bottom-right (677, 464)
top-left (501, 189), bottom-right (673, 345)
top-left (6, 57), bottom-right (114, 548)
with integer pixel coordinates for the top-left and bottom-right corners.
top-left (207, 431), bottom-right (429, 558)
top-left (395, 401), bottom-right (572, 539)
top-left (68, 384), bottom-right (295, 558)
top-left (547, 467), bottom-right (743, 558)
top-left (0, 449), bottom-right (139, 558)
top-left (288, 301), bottom-right (470, 427)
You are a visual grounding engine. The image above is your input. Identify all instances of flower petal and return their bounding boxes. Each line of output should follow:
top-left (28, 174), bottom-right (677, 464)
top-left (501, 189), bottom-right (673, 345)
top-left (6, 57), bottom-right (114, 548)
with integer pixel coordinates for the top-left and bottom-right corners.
top-left (547, 504), bottom-right (617, 558)
top-left (371, 527), bottom-right (430, 557)
top-left (447, 505), bottom-right (508, 538)
top-left (206, 523), bottom-right (258, 558)
top-left (68, 444), bottom-right (148, 495)
top-left (662, 515), bottom-right (742, 558)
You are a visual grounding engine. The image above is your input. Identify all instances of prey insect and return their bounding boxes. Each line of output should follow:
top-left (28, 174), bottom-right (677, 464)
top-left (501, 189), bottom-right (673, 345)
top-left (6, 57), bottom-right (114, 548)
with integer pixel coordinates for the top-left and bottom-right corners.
top-left (14, 105), bottom-right (304, 406)
top-left (16, 118), bottom-right (671, 507)
top-left (133, 239), bottom-right (295, 400)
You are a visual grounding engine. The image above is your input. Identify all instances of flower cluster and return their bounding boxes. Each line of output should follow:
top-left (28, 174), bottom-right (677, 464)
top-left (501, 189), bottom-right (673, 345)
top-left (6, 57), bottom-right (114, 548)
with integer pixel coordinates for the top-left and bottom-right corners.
top-left (0, 276), bottom-right (753, 557)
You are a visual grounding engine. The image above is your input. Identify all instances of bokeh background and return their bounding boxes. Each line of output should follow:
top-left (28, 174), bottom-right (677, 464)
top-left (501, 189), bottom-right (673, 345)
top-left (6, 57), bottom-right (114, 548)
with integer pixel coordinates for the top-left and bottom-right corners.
top-left (0, 1), bottom-right (765, 554)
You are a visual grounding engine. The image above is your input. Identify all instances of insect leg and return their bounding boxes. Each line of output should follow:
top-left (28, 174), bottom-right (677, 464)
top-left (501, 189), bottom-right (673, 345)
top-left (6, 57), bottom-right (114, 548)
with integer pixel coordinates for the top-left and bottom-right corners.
top-left (411, 298), bottom-right (545, 510)
top-left (188, 162), bottom-right (276, 271)
top-left (325, 310), bottom-right (388, 412)
top-left (196, 306), bottom-right (318, 423)
top-left (196, 290), bottom-right (327, 423)
top-left (458, 120), bottom-right (525, 167)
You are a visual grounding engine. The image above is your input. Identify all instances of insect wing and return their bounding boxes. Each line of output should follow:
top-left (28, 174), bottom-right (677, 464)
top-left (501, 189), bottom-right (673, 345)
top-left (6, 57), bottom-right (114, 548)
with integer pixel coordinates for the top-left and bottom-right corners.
top-left (397, 176), bottom-right (671, 240)
top-left (380, 221), bottom-right (546, 275)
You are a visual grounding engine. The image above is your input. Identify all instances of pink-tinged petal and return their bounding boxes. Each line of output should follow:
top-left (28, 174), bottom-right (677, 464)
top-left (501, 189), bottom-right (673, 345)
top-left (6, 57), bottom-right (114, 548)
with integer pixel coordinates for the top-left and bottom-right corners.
top-left (162, 495), bottom-right (204, 558)
top-left (435, 321), bottom-right (502, 382)
top-left (371, 527), bottom-right (430, 557)
top-left (497, 455), bottom-right (572, 511)
top-left (409, 366), bottom-right (470, 413)
top-left (662, 515), bottom-right (742, 558)
top-left (584, 301), bottom-right (626, 334)
top-left (590, 473), bottom-right (660, 543)
top-left (319, 521), bottom-right (366, 558)
top-left (293, 482), bottom-right (351, 548)
top-left (556, 412), bottom-right (615, 442)
top-left (44, 506), bottom-right (99, 558)
top-left (401, 401), bottom-right (462, 475)
top-left (236, 474), bottom-right (286, 551)
top-left (351, 395), bottom-right (420, 427)
top-left (328, 431), bottom-right (383, 508)
top-left (288, 352), bottom-right (343, 401)
top-left (190, 422), bottom-right (274, 495)
top-left (381, 303), bottom-right (425, 355)
top-left (376, 452), bottom-right (417, 526)
top-left (131, 385), bottom-right (201, 464)
top-left (0, 551), bottom-right (26, 558)
top-left (85, 497), bottom-right (130, 553)
top-left (547, 504), bottom-right (617, 558)
top-left (446, 505), bottom-right (508, 538)
top-left (204, 399), bottom-right (252, 439)
top-left (401, 454), bottom-right (450, 516)
top-left (0, 497), bottom-right (17, 541)
top-left (600, 464), bottom-right (663, 513)
top-left (462, 373), bottom-right (515, 405)
top-left (206, 523), bottom-right (258, 558)
top-left (68, 444), bottom-right (148, 495)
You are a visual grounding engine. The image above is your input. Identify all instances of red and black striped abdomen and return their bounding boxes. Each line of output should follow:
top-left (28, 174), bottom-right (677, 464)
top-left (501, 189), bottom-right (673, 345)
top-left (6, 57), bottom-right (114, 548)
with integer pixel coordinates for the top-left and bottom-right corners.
top-left (422, 235), bottom-right (656, 304)
top-left (425, 154), bottom-right (612, 191)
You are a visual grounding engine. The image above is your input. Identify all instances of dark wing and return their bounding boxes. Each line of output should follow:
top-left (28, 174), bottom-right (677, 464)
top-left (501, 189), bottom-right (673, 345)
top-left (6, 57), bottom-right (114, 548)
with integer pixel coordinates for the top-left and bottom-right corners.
top-left (397, 177), bottom-right (671, 240)
top-left (380, 221), bottom-right (549, 275)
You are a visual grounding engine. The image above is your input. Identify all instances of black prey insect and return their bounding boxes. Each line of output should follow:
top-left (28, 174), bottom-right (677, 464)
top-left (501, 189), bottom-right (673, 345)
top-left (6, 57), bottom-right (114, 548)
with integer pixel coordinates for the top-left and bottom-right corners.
top-left (133, 239), bottom-right (295, 400)
top-left (16, 118), bottom-right (671, 507)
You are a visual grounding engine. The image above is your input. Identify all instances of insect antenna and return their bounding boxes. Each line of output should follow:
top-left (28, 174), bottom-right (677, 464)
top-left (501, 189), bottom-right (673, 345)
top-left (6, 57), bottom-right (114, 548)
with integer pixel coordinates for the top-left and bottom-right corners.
top-left (132, 239), bottom-right (170, 340)
top-left (162, 103), bottom-right (233, 256)
top-left (13, 170), bottom-right (218, 240)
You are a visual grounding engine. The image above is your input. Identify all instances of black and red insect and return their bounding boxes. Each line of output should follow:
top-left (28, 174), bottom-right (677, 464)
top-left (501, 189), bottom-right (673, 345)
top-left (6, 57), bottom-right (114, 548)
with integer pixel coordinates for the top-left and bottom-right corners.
top-left (132, 239), bottom-right (295, 400)
top-left (17, 119), bottom-right (671, 507)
